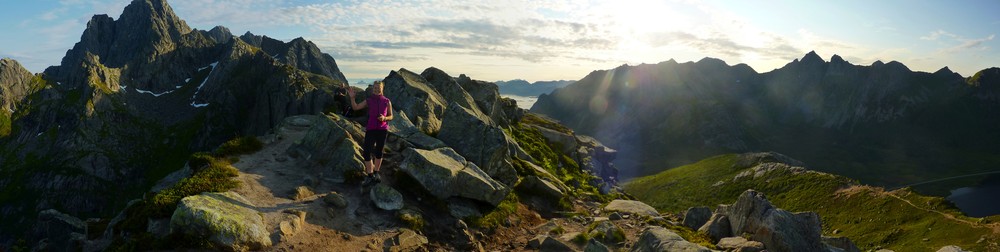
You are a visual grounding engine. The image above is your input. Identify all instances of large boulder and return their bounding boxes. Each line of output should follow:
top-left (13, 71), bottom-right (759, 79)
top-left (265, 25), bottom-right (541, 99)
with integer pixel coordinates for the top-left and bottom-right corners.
top-left (437, 101), bottom-right (518, 186)
top-left (717, 237), bottom-right (765, 252)
top-left (285, 114), bottom-right (364, 182)
top-left (630, 226), bottom-right (713, 252)
top-left (822, 236), bottom-right (860, 252)
top-left (683, 207), bottom-right (712, 230)
top-left (697, 213), bottom-right (731, 243)
top-left (169, 192), bottom-right (271, 251)
top-left (529, 125), bottom-right (579, 155)
top-left (399, 148), bottom-right (511, 206)
top-left (604, 200), bottom-right (659, 217)
top-left (456, 74), bottom-right (514, 126)
top-left (387, 110), bottom-right (446, 150)
top-left (33, 209), bottom-right (88, 251)
top-left (936, 245), bottom-right (969, 252)
top-left (382, 68), bottom-right (447, 135)
top-left (721, 190), bottom-right (826, 252)
top-left (589, 220), bottom-right (626, 245)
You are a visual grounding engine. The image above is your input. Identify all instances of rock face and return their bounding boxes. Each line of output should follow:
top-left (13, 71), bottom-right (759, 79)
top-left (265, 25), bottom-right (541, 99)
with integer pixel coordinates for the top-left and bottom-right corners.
top-left (631, 226), bottom-right (713, 252)
top-left (31, 209), bottom-right (88, 251)
top-left (457, 74), bottom-right (518, 127)
top-left (531, 52), bottom-right (1000, 184)
top-left (399, 148), bottom-right (511, 206)
top-left (697, 213), bottom-right (731, 242)
top-left (604, 200), bottom-right (659, 217)
top-left (719, 190), bottom-right (826, 252)
top-left (437, 101), bottom-right (518, 185)
top-left (822, 236), bottom-right (861, 252)
top-left (716, 237), bottom-right (765, 252)
top-left (0, 58), bottom-right (38, 112)
top-left (169, 192), bottom-right (271, 251)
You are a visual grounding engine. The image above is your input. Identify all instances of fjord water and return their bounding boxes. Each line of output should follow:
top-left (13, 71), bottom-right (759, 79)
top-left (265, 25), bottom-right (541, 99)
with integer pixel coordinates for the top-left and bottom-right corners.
top-left (502, 95), bottom-right (538, 109)
top-left (946, 176), bottom-right (1000, 217)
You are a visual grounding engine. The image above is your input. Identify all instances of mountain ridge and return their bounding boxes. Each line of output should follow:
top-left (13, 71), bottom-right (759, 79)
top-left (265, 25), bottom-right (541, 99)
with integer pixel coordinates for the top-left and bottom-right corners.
top-left (532, 52), bottom-right (1000, 189)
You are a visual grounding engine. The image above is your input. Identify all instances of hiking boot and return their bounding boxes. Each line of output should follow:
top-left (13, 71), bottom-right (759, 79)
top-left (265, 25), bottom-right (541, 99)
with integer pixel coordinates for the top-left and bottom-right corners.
top-left (361, 174), bottom-right (373, 186)
top-left (373, 173), bottom-right (382, 184)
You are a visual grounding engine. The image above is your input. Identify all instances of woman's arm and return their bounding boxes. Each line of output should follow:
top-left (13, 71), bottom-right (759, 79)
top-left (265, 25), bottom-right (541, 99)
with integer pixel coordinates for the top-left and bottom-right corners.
top-left (347, 88), bottom-right (367, 111)
top-left (380, 101), bottom-right (394, 122)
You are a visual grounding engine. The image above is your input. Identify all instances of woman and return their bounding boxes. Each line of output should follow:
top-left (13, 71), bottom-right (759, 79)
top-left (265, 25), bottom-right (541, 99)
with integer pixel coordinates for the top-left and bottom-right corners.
top-left (348, 80), bottom-right (393, 185)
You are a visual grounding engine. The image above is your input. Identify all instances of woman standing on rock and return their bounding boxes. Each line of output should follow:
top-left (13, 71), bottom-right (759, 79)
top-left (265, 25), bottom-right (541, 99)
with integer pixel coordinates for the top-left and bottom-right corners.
top-left (348, 80), bottom-right (393, 185)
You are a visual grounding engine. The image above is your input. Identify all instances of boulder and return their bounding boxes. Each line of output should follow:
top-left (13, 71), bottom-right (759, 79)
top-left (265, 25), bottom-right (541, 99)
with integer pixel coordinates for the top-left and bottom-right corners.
top-left (722, 190), bottom-right (825, 252)
top-left (529, 125), bottom-right (579, 155)
top-left (384, 228), bottom-right (428, 252)
top-left (447, 198), bottom-right (483, 219)
top-left (370, 183), bottom-right (404, 210)
top-left (399, 148), bottom-right (510, 206)
top-left (717, 237), bottom-right (764, 252)
top-left (291, 186), bottom-right (315, 201)
top-left (936, 245), bottom-right (968, 252)
top-left (589, 220), bottom-right (626, 245)
top-left (697, 213), bottom-right (731, 243)
top-left (604, 200), bottom-right (659, 217)
top-left (169, 192), bottom-right (270, 251)
top-left (630, 226), bottom-right (713, 252)
top-left (456, 74), bottom-right (514, 126)
top-left (382, 68), bottom-right (447, 135)
top-left (323, 192), bottom-right (348, 209)
top-left (529, 235), bottom-right (574, 252)
top-left (585, 238), bottom-right (612, 252)
top-left (516, 175), bottom-right (565, 201)
top-left (387, 110), bottom-right (446, 150)
top-left (285, 114), bottom-right (363, 183)
top-left (683, 207), bottom-right (712, 230)
top-left (822, 236), bottom-right (860, 252)
top-left (437, 101), bottom-right (518, 186)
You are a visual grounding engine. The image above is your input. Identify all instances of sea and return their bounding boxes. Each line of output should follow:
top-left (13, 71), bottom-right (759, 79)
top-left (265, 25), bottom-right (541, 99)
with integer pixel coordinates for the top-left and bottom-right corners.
top-left (946, 178), bottom-right (1000, 217)
top-left (502, 95), bottom-right (538, 110)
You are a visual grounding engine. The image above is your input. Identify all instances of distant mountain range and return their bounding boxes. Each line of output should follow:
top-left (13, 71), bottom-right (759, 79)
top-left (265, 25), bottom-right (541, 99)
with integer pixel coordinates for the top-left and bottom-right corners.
top-left (532, 51), bottom-right (1000, 190)
top-left (495, 79), bottom-right (574, 97)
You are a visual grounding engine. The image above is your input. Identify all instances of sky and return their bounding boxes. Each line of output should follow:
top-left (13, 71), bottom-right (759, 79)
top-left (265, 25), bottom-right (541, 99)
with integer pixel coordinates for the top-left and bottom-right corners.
top-left (1, 0), bottom-right (999, 83)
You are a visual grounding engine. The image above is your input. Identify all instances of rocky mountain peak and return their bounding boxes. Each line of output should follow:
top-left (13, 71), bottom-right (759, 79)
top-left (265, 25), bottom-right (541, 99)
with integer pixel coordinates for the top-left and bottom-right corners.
top-left (830, 54), bottom-right (846, 64)
top-left (801, 50), bottom-right (823, 64)
top-left (204, 25), bottom-right (234, 43)
top-left (0, 58), bottom-right (36, 112)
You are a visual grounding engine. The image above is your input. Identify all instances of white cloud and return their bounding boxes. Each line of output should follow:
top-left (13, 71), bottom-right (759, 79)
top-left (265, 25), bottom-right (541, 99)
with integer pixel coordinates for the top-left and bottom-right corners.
top-left (920, 29), bottom-right (958, 41)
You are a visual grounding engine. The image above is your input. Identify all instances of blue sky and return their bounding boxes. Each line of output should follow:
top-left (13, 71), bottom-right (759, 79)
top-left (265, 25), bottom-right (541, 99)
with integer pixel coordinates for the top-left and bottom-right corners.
top-left (1, 0), bottom-right (998, 82)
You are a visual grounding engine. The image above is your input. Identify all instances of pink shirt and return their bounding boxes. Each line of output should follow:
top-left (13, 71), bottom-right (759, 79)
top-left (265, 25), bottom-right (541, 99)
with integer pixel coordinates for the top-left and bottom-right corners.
top-left (366, 95), bottom-right (390, 130)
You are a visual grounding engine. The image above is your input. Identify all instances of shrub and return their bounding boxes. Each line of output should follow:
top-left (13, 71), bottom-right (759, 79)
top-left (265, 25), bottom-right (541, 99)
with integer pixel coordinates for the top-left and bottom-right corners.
top-left (213, 136), bottom-right (263, 157)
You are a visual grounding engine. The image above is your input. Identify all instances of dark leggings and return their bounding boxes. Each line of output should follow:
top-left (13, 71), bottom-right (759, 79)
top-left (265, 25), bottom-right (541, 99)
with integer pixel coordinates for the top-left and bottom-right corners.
top-left (362, 129), bottom-right (388, 161)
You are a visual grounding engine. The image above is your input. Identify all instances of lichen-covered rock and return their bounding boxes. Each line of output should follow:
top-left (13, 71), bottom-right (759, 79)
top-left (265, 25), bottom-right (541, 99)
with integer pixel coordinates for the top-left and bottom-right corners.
top-left (370, 183), bottom-right (404, 210)
top-left (585, 238), bottom-right (612, 252)
top-left (399, 147), bottom-right (510, 206)
top-left (169, 192), bottom-right (270, 251)
top-left (589, 220), bottom-right (626, 245)
top-left (290, 186), bottom-right (315, 201)
top-left (936, 245), bottom-right (969, 252)
top-left (323, 192), bottom-right (348, 209)
top-left (384, 228), bottom-right (428, 252)
top-left (822, 236), bottom-right (860, 252)
top-left (420, 67), bottom-right (479, 113)
top-left (515, 175), bottom-right (565, 201)
top-left (456, 74), bottom-right (515, 127)
top-left (717, 237), bottom-right (764, 252)
top-left (604, 200), bottom-right (659, 217)
top-left (683, 207), bottom-right (712, 230)
top-left (631, 226), bottom-right (713, 252)
top-left (387, 110), bottom-right (446, 150)
top-left (437, 101), bottom-right (518, 186)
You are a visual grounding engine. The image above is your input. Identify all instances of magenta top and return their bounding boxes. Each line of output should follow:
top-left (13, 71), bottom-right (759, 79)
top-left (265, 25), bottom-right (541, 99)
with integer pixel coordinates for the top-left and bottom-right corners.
top-left (366, 95), bottom-right (390, 131)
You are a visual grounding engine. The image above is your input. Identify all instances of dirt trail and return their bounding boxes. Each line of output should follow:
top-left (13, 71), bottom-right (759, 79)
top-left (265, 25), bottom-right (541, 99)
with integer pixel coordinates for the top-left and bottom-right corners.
top-left (886, 192), bottom-right (1000, 234)
top-left (229, 122), bottom-right (400, 251)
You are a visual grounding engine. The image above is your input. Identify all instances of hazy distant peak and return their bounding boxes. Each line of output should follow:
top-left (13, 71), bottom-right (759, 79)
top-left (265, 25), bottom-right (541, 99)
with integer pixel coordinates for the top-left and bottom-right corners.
top-left (800, 50), bottom-right (824, 64)
top-left (830, 54), bottom-right (846, 64)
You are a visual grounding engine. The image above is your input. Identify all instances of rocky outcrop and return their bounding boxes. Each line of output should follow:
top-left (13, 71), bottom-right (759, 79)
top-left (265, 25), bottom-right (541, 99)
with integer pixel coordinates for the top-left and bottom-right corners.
top-left (31, 209), bottom-right (88, 251)
top-left (719, 190), bottom-right (825, 252)
top-left (399, 148), bottom-right (511, 206)
top-left (285, 115), bottom-right (364, 183)
top-left (384, 229), bottom-right (428, 252)
top-left (387, 110), bottom-right (446, 150)
top-left (0, 58), bottom-right (38, 112)
top-left (420, 67), bottom-right (479, 112)
top-left (170, 192), bottom-right (271, 251)
top-left (370, 184), bottom-right (404, 211)
top-left (631, 226), bottom-right (713, 252)
top-left (604, 200), bottom-right (659, 217)
top-left (457, 74), bottom-right (515, 127)
top-left (717, 237), bottom-right (764, 252)
top-left (237, 32), bottom-right (347, 83)
top-left (438, 102), bottom-right (518, 186)
top-left (822, 236), bottom-right (860, 252)
top-left (697, 213), bottom-right (731, 242)
top-left (382, 68), bottom-right (447, 135)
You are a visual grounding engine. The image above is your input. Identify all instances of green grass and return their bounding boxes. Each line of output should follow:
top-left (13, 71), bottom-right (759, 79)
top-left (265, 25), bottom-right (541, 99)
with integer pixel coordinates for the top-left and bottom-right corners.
top-left (0, 110), bottom-right (11, 138)
top-left (212, 136), bottom-right (263, 157)
top-left (469, 192), bottom-right (520, 229)
top-left (624, 154), bottom-right (1000, 251)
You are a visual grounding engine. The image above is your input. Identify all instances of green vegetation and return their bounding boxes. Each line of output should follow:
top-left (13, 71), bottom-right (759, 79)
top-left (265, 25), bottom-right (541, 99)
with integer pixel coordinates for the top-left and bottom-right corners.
top-left (397, 209), bottom-right (426, 231)
top-left (570, 232), bottom-right (589, 244)
top-left (469, 193), bottom-right (520, 229)
top-left (108, 134), bottom-right (263, 250)
top-left (0, 111), bottom-right (11, 138)
top-left (624, 154), bottom-right (1000, 251)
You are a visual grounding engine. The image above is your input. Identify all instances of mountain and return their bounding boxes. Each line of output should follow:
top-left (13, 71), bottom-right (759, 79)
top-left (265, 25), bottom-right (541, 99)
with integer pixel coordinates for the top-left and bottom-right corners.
top-left (495, 79), bottom-right (575, 97)
top-left (531, 52), bottom-right (1000, 190)
top-left (624, 152), bottom-right (1000, 251)
top-left (0, 0), bottom-right (347, 244)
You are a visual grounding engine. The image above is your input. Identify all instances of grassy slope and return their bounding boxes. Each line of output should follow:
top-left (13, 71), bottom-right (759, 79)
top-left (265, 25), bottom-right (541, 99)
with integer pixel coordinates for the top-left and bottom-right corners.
top-left (624, 154), bottom-right (999, 251)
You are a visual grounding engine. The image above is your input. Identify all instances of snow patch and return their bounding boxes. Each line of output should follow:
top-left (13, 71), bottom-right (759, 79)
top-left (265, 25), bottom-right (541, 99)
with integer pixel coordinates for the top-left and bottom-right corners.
top-left (136, 88), bottom-right (173, 97)
top-left (185, 78), bottom-right (191, 83)
top-left (190, 101), bottom-right (209, 108)
top-left (36, 132), bottom-right (43, 136)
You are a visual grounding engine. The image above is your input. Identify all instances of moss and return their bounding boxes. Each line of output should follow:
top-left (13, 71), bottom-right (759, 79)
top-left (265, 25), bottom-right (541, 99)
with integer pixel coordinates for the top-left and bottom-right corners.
top-left (0, 111), bottom-right (11, 138)
top-left (522, 113), bottom-right (573, 134)
top-left (570, 232), bottom-right (589, 245)
top-left (398, 209), bottom-right (426, 231)
top-left (213, 136), bottom-right (263, 157)
top-left (469, 192), bottom-right (519, 229)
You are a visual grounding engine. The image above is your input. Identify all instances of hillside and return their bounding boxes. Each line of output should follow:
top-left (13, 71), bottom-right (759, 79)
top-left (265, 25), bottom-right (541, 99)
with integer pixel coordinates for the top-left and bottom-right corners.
top-left (624, 152), bottom-right (1000, 251)
top-left (531, 53), bottom-right (1000, 192)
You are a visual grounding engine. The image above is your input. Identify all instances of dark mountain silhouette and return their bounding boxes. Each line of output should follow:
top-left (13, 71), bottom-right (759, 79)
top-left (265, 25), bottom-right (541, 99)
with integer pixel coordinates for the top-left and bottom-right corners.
top-left (0, 0), bottom-right (347, 242)
top-left (532, 51), bottom-right (1000, 188)
top-left (495, 79), bottom-right (574, 97)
